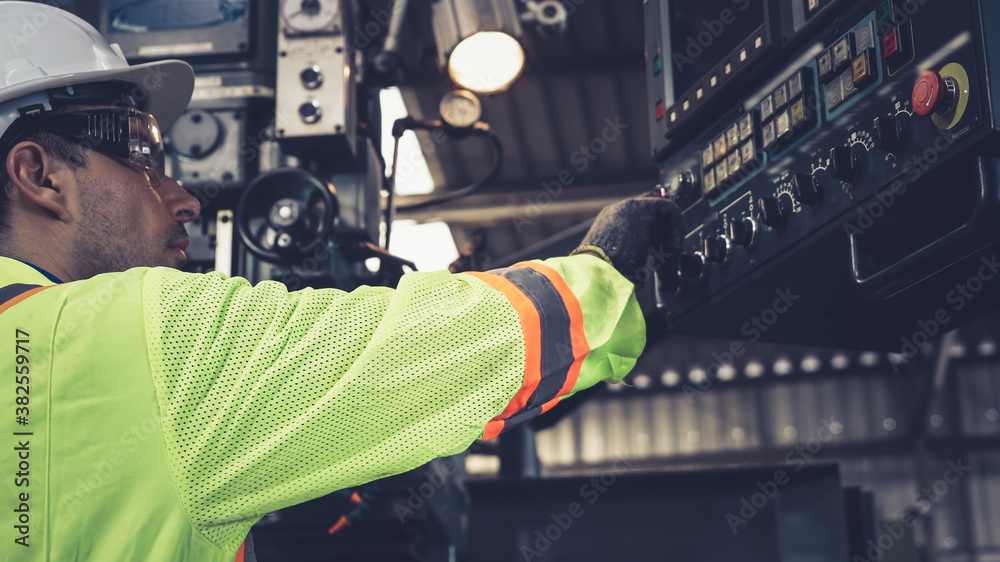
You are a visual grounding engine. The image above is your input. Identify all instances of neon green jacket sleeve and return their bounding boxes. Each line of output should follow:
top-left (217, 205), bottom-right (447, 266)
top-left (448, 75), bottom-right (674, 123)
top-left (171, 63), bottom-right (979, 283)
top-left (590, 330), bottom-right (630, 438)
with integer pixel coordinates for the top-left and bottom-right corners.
top-left (142, 253), bottom-right (642, 549)
top-left (0, 253), bottom-right (641, 559)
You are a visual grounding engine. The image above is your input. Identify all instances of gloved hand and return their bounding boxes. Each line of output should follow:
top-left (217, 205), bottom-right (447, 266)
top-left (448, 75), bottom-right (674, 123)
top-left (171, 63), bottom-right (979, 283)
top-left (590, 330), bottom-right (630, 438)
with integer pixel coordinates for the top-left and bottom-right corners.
top-left (571, 193), bottom-right (685, 280)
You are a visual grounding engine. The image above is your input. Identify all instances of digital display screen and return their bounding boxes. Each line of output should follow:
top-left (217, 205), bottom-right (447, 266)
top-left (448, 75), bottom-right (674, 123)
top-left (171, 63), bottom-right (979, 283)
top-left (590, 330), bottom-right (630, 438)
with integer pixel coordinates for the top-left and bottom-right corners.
top-left (669, 0), bottom-right (765, 96)
top-left (109, 0), bottom-right (247, 33)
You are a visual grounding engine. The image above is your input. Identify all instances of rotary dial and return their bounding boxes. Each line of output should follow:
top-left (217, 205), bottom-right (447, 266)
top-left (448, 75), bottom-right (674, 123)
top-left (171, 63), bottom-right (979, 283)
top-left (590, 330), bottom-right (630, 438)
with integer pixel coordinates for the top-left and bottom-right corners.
top-left (440, 90), bottom-right (483, 129)
top-left (281, 0), bottom-right (340, 35)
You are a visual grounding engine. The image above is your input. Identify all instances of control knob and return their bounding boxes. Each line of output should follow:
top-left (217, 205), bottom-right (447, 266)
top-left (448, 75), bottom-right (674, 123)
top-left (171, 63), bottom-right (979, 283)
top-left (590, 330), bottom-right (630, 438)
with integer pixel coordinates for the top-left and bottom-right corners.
top-left (873, 116), bottom-right (905, 153)
top-left (791, 174), bottom-right (822, 206)
top-left (703, 235), bottom-right (732, 264)
top-left (300, 65), bottom-right (324, 90)
top-left (756, 195), bottom-right (790, 229)
top-left (678, 253), bottom-right (706, 281)
top-left (728, 217), bottom-right (759, 248)
top-left (830, 146), bottom-right (862, 182)
top-left (674, 171), bottom-right (700, 207)
top-left (298, 100), bottom-right (322, 124)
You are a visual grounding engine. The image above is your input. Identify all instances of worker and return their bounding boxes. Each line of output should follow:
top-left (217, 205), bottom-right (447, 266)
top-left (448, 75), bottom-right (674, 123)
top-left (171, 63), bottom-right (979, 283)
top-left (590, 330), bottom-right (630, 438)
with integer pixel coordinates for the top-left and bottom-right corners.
top-left (0, 3), bottom-right (682, 561)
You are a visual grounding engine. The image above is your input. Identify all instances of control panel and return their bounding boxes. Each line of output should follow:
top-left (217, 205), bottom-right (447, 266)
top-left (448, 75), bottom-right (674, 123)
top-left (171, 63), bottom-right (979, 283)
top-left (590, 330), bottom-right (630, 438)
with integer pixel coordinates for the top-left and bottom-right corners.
top-left (647, 0), bottom-right (1000, 349)
top-left (275, 0), bottom-right (357, 157)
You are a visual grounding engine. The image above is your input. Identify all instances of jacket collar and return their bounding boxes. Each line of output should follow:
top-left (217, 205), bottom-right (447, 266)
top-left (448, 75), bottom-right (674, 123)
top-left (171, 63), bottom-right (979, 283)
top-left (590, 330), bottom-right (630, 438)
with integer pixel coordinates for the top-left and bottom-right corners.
top-left (0, 256), bottom-right (62, 286)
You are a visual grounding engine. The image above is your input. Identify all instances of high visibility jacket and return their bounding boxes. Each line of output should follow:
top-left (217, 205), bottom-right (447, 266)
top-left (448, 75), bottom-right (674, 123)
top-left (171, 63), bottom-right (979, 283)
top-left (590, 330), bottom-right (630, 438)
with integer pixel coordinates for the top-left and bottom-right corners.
top-left (0, 254), bottom-right (643, 561)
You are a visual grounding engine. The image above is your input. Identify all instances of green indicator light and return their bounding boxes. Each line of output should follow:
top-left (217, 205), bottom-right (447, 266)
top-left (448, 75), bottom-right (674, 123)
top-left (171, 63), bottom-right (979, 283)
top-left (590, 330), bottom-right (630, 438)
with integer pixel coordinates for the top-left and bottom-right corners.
top-left (877, 2), bottom-right (891, 21)
top-left (653, 55), bottom-right (662, 76)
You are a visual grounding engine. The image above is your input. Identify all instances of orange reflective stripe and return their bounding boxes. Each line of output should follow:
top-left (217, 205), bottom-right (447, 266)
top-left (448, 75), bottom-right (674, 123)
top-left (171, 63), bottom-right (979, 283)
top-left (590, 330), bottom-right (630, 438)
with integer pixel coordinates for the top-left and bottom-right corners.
top-left (483, 419), bottom-right (505, 441)
top-left (514, 261), bottom-right (590, 398)
top-left (0, 286), bottom-right (52, 315)
top-left (327, 515), bottom-right (351, 535)
top-left (234, 541), bottom-right (245, 562)
top-left (465, 271), bottom-right (543, 426)
top-left (538, 396), bottom-right (561, 415)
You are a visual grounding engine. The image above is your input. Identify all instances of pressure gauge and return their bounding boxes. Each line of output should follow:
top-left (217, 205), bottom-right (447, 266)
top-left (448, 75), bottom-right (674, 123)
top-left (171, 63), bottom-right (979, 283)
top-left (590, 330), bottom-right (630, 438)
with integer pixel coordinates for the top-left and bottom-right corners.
top-left (439, 90), bottom-right (483, 129)
top-left (280, 0), bottom-right (341, 35)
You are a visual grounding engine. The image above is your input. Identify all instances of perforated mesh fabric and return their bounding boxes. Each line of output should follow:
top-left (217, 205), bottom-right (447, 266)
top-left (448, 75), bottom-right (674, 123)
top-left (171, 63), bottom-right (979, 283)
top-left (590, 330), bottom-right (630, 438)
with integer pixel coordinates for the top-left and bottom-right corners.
top-left (142, 268), bottom-right (526, 551)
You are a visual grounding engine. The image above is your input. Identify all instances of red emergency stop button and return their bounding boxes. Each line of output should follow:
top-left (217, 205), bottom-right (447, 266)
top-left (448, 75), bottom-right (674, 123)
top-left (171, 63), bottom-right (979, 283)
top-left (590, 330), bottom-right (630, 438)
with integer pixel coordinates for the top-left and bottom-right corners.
top-left (912, 70), bottom-right (957, 116)
top-left (912, 71), bottom-right (944, 116)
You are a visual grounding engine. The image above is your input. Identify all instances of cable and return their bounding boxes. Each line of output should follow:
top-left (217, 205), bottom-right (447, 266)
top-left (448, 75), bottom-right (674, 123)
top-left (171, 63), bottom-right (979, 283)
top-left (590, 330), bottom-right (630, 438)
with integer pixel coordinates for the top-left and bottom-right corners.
top-left (394, 129), bottom-right (505, 212)
top-left (363, 129), bottom-right (391, 194)
top-left (385, 133), bottom-right (403, 249)
top-left (357, 121), bottom-right (394, 249)
top-left (379, 117), bottom-right (505, 250)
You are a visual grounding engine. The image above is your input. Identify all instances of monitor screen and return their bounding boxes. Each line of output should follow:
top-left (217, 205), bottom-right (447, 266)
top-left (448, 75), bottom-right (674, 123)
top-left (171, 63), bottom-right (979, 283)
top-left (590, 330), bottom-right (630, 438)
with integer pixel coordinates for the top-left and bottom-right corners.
top-left (668, 0), bottom-right (766, 97)
top-left (99, 0), bottom-right (253, 59)
top-left (109, 0), bottom-right (247, 33)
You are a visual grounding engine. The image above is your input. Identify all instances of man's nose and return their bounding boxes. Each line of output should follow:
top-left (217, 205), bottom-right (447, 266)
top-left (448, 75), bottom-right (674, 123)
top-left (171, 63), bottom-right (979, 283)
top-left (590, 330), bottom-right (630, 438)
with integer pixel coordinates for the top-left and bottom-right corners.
top-left (162, 175), bottom-right (201, 223)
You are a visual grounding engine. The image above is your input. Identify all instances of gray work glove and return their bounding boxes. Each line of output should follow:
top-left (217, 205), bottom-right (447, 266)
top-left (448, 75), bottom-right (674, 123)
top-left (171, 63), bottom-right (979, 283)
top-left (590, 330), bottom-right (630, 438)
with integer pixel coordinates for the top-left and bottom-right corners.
top-left (571, 193), bottom-right (685, 281)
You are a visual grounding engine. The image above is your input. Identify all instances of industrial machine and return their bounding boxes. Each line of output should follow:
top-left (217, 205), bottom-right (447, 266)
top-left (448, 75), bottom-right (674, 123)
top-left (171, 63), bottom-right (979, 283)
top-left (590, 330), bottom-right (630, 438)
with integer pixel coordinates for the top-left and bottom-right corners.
top-left (467, 465), bottom-right (874, 562)
top-left (646, 0), bottom-right (1000, 351)
top-left (99, 0), bottom-right (278, 199)
top-left (95, 0), bottom-right (383, 287)
top-left (56, 0), bottom-right (947, 559)
top-left (84, 1), bottom-right (456, 559)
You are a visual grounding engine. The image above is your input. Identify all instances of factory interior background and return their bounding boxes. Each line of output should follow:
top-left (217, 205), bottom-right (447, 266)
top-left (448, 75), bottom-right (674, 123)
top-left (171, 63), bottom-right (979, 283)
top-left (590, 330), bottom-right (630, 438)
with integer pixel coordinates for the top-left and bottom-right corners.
top-left (22, 0), bottom-right (1000, 560)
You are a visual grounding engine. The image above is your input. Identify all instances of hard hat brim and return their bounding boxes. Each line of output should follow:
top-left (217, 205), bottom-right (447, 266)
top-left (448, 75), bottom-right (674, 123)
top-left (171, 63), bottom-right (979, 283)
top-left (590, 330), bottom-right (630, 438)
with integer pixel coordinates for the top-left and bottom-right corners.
top-left (0, 59), bottom-right (194, 131)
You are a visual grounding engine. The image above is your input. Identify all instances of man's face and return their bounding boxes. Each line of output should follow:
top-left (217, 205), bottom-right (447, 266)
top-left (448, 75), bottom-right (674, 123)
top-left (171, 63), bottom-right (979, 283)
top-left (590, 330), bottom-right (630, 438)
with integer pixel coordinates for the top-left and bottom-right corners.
top-left (69, 148), bottom-right (200, 278)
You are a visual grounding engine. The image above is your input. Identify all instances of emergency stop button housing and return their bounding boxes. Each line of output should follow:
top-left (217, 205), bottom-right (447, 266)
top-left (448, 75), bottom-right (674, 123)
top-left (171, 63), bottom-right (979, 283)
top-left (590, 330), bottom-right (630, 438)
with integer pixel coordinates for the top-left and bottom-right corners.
top-left (912, 70), bottom-right (957, 116)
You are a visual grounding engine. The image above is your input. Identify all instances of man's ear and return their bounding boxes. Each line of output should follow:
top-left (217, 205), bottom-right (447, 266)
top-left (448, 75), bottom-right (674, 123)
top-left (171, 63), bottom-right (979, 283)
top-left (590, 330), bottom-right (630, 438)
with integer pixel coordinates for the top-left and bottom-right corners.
top-left (6, 140), bottom-right (74, 223)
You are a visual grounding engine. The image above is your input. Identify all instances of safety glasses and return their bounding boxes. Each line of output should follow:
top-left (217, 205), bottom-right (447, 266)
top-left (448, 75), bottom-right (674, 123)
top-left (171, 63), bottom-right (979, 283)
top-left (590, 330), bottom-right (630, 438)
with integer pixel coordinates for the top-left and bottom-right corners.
top-left (0, 107), bottom-right (166, 187)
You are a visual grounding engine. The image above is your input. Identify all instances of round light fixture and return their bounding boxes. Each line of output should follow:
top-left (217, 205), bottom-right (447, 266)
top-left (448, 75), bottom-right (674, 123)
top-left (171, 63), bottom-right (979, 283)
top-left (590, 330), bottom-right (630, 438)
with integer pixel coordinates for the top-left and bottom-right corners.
top-left (661, 370), bottom-right (681, 387)
top-left (448, 32), bottom-right (525, 94)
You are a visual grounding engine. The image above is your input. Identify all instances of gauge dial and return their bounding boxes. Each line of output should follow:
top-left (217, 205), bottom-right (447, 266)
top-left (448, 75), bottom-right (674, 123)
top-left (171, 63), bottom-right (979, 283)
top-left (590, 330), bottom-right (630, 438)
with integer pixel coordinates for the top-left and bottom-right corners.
top-left (281, 0), bottom-right (340, 35)
top-left (440, 90), bottom-right (483, 129)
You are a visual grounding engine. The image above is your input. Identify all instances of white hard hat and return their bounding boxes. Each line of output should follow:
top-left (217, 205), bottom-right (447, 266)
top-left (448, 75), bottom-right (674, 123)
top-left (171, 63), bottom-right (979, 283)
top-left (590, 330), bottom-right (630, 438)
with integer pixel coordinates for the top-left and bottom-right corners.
top-left (0, 1), bottom-right (194, 136)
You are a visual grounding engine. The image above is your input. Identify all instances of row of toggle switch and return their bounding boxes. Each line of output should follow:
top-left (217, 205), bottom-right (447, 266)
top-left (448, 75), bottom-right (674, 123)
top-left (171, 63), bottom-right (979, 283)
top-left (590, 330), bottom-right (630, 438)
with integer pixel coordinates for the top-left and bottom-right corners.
top-left (676, 171), bottom-right (822, 281)
top-left (674, 114), bottom-right (908, 282)
top-left (666, 51), bottom-right (970, 292)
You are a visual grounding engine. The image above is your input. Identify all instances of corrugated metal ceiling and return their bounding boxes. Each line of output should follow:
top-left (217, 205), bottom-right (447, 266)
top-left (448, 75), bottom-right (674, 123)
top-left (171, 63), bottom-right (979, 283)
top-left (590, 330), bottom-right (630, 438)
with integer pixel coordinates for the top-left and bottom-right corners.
top-left (391, 0), bottom-right (658, 266)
